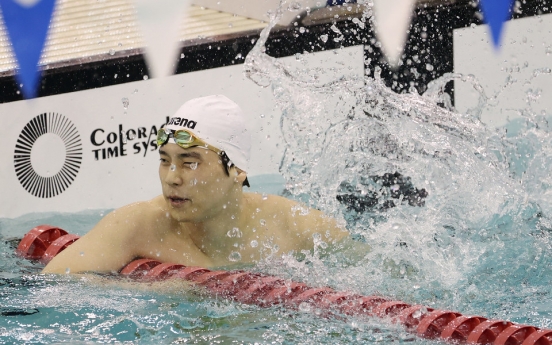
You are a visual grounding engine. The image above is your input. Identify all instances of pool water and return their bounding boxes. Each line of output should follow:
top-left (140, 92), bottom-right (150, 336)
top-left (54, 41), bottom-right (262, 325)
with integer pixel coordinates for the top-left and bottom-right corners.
top-left (3, 6), bottom-right (552, 345)
top-left (1, 186), bottom-right (551, 344)
top-left (1, 209), bottom-right (424, 345)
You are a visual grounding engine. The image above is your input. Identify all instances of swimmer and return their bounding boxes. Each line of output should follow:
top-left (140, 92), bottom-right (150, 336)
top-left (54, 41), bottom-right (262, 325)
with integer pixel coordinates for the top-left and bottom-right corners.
top-left (43, 95), bottom-right (348, 274)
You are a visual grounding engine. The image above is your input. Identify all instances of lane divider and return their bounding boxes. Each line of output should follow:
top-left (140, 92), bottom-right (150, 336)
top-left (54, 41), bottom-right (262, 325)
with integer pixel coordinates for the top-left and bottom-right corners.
top-left (16, 225), bottom-right (552, 345)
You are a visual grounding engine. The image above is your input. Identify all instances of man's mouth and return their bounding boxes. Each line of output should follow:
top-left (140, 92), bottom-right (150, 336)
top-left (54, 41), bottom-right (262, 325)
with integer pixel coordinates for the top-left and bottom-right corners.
top-left (168, 196), bottom-right (189, 207)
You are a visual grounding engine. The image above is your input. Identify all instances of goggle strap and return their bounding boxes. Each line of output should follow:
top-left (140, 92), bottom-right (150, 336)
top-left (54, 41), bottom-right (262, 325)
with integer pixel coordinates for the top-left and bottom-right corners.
top-left (168, 138), bottom-right (230, 165)
top-left (160, 128), bottom-right (232, 165)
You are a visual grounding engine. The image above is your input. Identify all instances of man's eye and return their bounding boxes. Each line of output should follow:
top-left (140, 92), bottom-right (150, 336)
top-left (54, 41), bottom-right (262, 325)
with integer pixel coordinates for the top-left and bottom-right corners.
top-left (185, 162), bottom-right (199, 170)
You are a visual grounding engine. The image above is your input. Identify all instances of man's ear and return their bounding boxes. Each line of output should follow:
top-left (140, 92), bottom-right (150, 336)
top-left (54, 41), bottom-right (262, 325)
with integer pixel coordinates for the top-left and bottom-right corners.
top-left (233, 167), bottom-right (247, 184)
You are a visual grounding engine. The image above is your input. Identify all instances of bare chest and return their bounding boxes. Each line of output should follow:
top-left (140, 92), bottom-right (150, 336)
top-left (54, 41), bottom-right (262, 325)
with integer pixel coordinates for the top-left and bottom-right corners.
top-left (133, 228), bottom-right (214, 267)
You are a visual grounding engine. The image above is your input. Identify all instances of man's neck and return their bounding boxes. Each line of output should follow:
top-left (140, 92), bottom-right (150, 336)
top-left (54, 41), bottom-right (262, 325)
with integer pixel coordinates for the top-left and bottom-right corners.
top-left (183, 189), bottom-right (248, 260)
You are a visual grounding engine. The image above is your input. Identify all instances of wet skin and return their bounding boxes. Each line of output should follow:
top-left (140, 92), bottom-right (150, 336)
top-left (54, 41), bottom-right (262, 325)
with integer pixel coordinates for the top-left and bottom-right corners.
top-left (42, 143), bottom-right (347, 274)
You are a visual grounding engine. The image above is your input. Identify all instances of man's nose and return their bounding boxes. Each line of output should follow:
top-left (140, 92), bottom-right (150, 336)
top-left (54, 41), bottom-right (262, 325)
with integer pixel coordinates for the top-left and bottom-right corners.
top-left (165, 165), bottom-right (183, 186)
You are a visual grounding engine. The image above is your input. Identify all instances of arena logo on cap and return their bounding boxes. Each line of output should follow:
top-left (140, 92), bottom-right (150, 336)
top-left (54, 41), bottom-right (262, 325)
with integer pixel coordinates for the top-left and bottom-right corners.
top-left (14, 113), bottom-right (83, 198)
top-left (167, 117), bottom-right (197, 129)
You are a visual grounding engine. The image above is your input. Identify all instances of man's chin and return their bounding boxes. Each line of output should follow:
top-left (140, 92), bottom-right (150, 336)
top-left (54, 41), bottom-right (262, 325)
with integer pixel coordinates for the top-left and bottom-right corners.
top-left (166, 207), bottom-right (198, 223)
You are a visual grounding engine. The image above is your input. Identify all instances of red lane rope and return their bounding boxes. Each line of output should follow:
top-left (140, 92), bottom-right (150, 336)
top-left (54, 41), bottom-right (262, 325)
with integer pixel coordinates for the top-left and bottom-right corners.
top-left (16, 225), bottom-right (552, 345)
top-left (16, 225), bottom-right (69, 260)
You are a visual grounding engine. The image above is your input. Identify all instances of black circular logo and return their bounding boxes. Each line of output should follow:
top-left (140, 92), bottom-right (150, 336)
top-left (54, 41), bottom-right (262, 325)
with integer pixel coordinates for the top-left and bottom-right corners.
top-left (14, 113), bottom-right (83, 198)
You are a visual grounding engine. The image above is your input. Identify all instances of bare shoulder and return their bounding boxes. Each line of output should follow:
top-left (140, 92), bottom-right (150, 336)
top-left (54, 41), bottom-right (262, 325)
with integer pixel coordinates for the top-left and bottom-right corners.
top-left (98, 196), bottom-right (165, 235)
top-left (243, 193), bottom-right (348, 244)
top-left (244, 192), bottom-right (296, 211)
top-left (243, 192), bottom-right (311, 222)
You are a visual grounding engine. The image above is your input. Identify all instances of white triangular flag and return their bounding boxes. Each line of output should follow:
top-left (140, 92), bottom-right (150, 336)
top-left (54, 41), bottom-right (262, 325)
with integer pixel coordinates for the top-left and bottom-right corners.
top-left (133, 0), bottom-right (190, 78)
top-left (372, 0), bottom-right (416, 67)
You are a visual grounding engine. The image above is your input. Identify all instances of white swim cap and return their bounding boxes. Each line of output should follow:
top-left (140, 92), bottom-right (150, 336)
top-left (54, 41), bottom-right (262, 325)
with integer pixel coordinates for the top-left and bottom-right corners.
top-left (165, 95), bottom-right (251, 172)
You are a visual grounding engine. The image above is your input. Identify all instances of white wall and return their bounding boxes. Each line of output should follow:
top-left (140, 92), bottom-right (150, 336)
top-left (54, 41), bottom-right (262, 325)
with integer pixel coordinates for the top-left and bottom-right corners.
top-left (454, 13), bottom-right (552, 127)
top-left (0, 45), bottom-right (364, 218)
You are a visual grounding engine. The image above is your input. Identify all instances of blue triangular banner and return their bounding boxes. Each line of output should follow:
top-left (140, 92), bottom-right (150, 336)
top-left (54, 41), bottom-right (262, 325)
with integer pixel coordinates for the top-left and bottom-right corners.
top-left (479, 0), bottom-right (515, 49)
top-left (0, 0), bottom-right (57, 98)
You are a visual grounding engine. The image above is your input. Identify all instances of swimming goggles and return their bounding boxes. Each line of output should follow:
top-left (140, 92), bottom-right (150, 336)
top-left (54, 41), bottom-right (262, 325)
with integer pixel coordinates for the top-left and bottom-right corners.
top-left (157, 128), bottom-right (224, 156)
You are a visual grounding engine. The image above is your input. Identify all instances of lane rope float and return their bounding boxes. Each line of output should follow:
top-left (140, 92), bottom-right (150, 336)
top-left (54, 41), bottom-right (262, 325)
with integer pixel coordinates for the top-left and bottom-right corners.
top-left (16, 225), bottom-right (552, 345)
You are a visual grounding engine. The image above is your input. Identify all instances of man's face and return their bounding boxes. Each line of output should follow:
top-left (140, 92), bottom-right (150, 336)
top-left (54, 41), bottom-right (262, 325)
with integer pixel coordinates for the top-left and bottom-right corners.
top-left (159, 143), bottom-right (237, 222)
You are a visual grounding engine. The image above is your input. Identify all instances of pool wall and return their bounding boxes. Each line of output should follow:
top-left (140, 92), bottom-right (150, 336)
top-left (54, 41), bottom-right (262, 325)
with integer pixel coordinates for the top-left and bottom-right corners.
top-left (455, 12), bottom-right (552, 127)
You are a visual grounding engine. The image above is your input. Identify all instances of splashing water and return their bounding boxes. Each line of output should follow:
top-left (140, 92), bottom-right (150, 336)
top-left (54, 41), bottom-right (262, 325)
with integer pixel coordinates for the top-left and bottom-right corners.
top-left (245, 1), bottom-right (552, 325)
top-left (2, 4), bottom-right (552, 344)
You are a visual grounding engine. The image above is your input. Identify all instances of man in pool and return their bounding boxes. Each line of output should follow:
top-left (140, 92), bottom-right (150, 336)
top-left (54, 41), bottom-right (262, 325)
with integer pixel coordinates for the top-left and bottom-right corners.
top-left (43, 95), bottom-right (348, 274)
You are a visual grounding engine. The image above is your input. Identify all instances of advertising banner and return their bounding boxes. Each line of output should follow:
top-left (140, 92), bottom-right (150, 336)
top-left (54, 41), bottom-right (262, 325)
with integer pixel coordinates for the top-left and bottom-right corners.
top-left (0, 45), bottom-right (364, 218)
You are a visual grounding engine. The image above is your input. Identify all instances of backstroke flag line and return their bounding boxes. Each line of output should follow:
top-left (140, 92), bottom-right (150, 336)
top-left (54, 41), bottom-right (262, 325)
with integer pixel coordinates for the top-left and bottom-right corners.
top-left (0, 0), bottom-right (56, 98)
top-left (132, 0), bottom-right (191, 79)
top-left (371, 0), bottom-right (417, 67)
top-left (0, 0), bottom-right (519, 99)
top-left (478, 0), bottom-right (516, 48)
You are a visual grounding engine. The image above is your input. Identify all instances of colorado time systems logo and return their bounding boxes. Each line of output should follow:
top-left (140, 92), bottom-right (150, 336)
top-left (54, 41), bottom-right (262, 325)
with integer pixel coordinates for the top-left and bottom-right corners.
top-left (14, 113), bottom-right (83, 198)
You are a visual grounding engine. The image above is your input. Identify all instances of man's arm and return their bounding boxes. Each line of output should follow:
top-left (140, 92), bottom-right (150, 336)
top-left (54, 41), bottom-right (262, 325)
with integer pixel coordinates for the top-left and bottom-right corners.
top-left (42, 204), bottom-right (143, 274)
